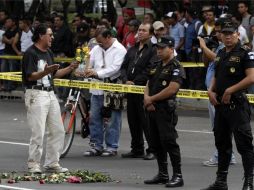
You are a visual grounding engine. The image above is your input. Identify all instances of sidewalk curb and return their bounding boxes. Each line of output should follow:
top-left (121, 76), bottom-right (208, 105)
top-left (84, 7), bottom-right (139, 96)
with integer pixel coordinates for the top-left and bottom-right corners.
top-left (0, 90), bottom-right (24, 100)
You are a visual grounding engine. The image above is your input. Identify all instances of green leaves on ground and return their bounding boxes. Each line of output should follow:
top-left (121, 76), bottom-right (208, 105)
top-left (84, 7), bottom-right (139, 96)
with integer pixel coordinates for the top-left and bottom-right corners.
top-left (0, 170), bottom-right (111, 184)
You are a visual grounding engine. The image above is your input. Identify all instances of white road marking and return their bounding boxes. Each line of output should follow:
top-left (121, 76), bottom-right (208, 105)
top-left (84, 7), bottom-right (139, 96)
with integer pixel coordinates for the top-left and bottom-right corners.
top-left (0, 141), bottom-right (29, 146)
top-left (0, 130), bottom-right (213, 147)
top-left (0, 185), bottom-right (36, 190)
top-left (178, 129), bottom-right (213, 134)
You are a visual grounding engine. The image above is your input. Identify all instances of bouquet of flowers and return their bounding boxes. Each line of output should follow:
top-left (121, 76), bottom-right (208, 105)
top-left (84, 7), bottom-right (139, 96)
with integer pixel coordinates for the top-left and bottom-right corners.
top-left (74, 43), bottom-right (90, 77)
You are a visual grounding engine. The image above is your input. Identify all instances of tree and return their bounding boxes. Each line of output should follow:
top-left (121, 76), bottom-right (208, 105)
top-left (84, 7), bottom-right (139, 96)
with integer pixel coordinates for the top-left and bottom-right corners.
top-left (106, 0), bottom-right (117, 26)
top-left (61, 0), bottom-right (71, 21)
top-left (117, 0), bottom-right (127, 8)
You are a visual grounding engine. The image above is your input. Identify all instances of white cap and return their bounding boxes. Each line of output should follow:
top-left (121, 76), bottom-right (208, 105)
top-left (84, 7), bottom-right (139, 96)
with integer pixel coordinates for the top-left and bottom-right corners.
top-left (153, 21), bottom-right (165, 30)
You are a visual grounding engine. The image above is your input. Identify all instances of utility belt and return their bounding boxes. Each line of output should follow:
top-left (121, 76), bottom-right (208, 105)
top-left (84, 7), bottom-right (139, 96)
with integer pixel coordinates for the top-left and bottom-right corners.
top-left (153, 99), bottom-right (178, 127)
top-left (216, 92), bottom-right (248, 110)
top-left (155, 99), bottom-right (177, 111)
top-left (26, 85), bottom-right (54, 92)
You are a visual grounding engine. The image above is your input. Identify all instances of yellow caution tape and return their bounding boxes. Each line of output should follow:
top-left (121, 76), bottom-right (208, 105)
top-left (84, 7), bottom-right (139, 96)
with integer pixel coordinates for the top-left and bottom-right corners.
top-left (1, 72), bottom-right (253, 103)
top-left (0, 73), bottom-right (21, 82)
top-left (0, 55), bottom-right (73, 63)
top-left (0, 71), bottom-right (22, 74)
top-left (0, 55), bottom-right (205, 67)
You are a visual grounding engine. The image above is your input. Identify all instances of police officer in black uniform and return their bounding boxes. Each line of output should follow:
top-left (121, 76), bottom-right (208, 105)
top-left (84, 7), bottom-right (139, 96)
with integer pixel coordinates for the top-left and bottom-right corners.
top-left (143, 36), bottom-right (185, 188)
top-left (201, 21), bottom-right (254, 190)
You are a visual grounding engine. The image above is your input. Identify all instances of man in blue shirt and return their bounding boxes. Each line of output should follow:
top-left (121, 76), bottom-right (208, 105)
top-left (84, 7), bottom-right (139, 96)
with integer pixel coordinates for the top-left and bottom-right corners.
top-left (184, 7), bottom-right (205, 90)
top-left (165, 12), bottom-right (185, 61)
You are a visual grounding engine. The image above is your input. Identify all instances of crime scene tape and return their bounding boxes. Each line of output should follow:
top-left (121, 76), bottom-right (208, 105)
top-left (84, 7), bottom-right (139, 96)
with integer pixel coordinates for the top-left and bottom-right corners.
top-left (0, 55), bottom-right (73, 63)
top-left (0, 55), bottom-right (205, 67)
top-left (1, 72), bottom-right (254, 103)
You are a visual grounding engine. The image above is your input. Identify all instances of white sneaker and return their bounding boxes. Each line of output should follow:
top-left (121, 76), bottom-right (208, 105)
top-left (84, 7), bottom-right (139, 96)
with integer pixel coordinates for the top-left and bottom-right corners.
top-left (203, 159), bottom-right (218, 167)
top-left (28, 164), bottom-right (42, 174)
top-left (44, 164), bottom-right (68, 173)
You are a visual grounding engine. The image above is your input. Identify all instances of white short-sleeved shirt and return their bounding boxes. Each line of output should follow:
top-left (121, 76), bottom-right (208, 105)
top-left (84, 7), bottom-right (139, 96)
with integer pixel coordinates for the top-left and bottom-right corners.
top-left (238, 25), bottom-right (249, 45)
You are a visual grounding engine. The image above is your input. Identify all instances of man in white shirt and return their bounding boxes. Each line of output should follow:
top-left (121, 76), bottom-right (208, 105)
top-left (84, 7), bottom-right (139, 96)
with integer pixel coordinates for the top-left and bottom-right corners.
top-left (12, 17), bottom-right (33, 55)
top-left (83, 27), bottom-right (127, 157)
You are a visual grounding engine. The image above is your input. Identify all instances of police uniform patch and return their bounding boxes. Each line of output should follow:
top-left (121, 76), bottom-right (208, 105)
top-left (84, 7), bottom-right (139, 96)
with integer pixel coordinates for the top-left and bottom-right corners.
top-left (229, 56), bottom-right (240, 63)
top-left (173, 69), bottom-right (180, 76)
top-left (230, 67), bottom-right (235, 73)
top-left (248, 52), bottom-right (254, 60)
top-left (162, 80), bottom-right (167, 86)
top-left (162, 69), bottom-right (169, 74)
top-left (150, 69), bottom-right (156, 75)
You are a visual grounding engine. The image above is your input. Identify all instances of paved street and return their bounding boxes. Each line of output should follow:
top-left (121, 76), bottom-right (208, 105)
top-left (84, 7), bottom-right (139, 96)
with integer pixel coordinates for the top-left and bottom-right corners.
top-left (0, 99), bottom-right (251, 190)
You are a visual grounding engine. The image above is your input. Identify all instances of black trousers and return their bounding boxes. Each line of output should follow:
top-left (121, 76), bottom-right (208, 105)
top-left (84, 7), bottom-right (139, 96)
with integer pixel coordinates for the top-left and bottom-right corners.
top-left (126, 93), bottom-right (153, 154)
top-left (148, 106), bottom-right (181, 174)
top-left (214, 100), bottom-right (254, 176)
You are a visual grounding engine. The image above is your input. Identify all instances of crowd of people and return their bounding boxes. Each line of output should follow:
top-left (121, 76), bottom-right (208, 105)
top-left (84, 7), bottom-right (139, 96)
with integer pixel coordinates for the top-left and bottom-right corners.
top-left (0, 2), bottom-right (254, 91)
top-left (1, 1), bottom-right (254, 189)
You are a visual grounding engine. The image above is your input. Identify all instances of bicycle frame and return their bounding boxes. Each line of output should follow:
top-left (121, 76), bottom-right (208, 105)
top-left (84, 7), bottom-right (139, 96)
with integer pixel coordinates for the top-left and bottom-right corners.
top-left (63, 89), bottom-right (81, 133)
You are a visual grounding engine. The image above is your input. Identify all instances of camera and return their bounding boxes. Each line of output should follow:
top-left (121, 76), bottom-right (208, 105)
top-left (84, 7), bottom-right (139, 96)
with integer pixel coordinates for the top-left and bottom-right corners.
top-left (198, 33), bottom-right (219, 50)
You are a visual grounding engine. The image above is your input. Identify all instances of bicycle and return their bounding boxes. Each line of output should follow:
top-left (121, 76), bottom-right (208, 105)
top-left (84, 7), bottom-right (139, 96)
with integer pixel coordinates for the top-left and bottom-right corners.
top-left (60, 86), bottom-right (90, 158)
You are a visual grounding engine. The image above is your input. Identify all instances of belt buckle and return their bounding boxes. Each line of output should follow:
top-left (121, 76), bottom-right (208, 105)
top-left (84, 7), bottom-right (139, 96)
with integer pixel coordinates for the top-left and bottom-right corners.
top-left (229, 101), bottom-right (235, 110)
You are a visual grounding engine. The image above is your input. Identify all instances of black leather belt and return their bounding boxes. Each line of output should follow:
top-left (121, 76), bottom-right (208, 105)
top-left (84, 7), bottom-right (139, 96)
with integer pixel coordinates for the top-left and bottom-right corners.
top-left (26, 85), bottom-right (54, 92)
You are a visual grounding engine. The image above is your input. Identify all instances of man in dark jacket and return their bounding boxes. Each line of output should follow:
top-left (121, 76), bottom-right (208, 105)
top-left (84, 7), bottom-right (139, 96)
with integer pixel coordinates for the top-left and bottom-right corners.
top-left (121, 22), bottom-right (157, 160)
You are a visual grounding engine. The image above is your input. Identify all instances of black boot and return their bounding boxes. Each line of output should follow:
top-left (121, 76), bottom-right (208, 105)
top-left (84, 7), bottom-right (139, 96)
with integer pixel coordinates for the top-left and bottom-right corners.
top-left (200, 171), bottom-right (228, 190)
top-left (144, 162), bottom-right (169, 184)
top-left (242, 175), bottom-right (253, 190)
top-left (165, 173), bottom-right (184, 187)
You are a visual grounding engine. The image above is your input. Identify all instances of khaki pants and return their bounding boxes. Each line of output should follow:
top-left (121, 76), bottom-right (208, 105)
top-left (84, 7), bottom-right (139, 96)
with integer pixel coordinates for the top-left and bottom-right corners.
top-left (25, 89), bottom-right (65, 168)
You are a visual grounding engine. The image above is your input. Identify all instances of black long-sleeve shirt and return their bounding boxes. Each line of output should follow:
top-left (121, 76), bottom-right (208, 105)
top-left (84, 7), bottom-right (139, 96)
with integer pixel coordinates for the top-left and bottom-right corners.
top-left (121, 41), bottom-right (158, 85)
top-left (51, 24), bottom-right (74, 57)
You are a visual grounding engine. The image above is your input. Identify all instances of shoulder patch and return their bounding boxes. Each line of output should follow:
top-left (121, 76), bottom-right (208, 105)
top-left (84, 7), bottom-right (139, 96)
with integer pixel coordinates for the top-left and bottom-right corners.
top-left (241, 45), bottom-right (251, 51)
top-left (248, 52), bottom-right (254, 60)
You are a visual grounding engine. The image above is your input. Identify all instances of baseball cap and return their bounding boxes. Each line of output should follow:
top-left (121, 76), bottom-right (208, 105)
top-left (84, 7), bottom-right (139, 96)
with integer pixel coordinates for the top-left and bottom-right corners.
top-left (153, 21), bottom-right (164, 30)
top-left (128, 19), bottom-right (141, 27)
top-left (165, 12), bottom-right (177, 19)
top-left (77, 23), bottom-right (89, 33)
top-left (221, 21), bottom-right (238, 33)
top-left (156, 36), bottom-right (175, 48)
top-left (202, 5), bottom-right (213, 12)
top-left (186, 7), bottom-right (198, 17)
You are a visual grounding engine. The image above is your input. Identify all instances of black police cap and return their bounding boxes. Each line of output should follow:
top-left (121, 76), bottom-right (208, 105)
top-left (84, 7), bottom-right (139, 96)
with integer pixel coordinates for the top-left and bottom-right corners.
top-left (221, 21), bottom-right (238, 33)
top-left (156, 36), bottom-right (175, 48)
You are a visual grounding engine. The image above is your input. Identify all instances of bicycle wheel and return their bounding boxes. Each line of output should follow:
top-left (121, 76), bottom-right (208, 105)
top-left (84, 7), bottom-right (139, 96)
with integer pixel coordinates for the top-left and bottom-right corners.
top-left (60, 110), bottom-right (76, 158)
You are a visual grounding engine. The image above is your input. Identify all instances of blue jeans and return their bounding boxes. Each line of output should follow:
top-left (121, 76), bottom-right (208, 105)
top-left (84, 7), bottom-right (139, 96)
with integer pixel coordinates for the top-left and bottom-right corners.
top-left (89, 95), bottom-right (122, 151)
